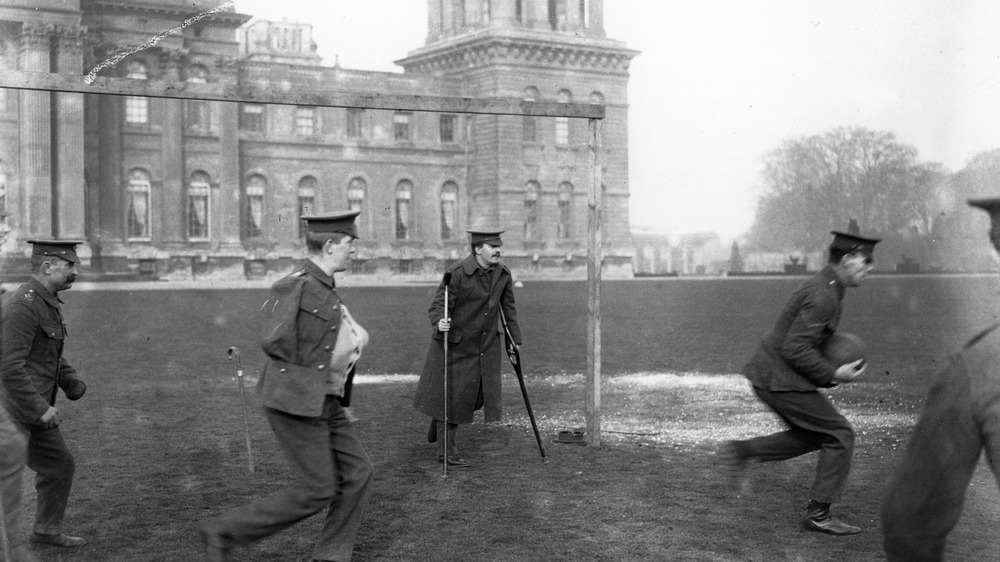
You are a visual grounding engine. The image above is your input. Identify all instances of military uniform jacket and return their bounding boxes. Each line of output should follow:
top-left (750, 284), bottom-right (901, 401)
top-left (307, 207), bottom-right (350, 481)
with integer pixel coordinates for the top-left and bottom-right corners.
top-left (257, 259), bottom-right (356, 418)
top-left (0, 277), bottom-right (86, 424)
top-left (412, 254), bottom-right (521, 424)
top-left (742, 266), bottom-right (843, 391)
top-left (882, 324), bottom-right (1000, 561)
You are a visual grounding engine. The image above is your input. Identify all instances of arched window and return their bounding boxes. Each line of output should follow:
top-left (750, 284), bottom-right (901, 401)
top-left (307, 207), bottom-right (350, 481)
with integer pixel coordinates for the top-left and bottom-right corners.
top-left (188, 171), bottom-right (211, 240)
top-left (396, 180), bottom-right (413, 240)
top-left (127, 168), bottom-right (152, 239)
top-left (523, 86), bottom-right (539, 142)
top-left (524, 181), bottom-right (540, 240)
top-left (298, 176), bottom-right (317, 239)
top-left (243, 174), bottom-right (266, 239)
top-left (557, 182), bottom-right (573, 239)
top-left (347, 177), bottom-right (366, 212)
top-left (185, 64), bottom-right (210, 130)
top-left (124, 60), bottom-right (149, 124)
top-left (440, 181), bottom-right (458, 240)
top-left (555, 89), bottom-right (572, 145)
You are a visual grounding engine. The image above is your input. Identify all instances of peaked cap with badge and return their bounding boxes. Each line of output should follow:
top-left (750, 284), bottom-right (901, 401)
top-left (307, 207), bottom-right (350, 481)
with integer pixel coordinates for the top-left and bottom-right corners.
top-left (27, 239), bottom-right (84, 264)
top-left (301, 210), bottom-right (360, 239)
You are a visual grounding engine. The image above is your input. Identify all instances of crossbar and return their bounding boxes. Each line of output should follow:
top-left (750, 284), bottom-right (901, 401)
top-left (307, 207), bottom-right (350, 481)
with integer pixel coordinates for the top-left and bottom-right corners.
top-left (0, 69), bottom-right (605, 119)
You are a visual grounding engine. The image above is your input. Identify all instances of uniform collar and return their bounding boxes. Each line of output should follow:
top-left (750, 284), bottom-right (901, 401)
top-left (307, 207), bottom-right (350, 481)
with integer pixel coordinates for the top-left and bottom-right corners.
top-left (460, 254), bottom-right (481, 276)
top-left (820, 265), bottom-right (846, 299)
top-left (27, 276), bottom-right (63, 307)
top-left (300, 259), bottom-right (335, 288)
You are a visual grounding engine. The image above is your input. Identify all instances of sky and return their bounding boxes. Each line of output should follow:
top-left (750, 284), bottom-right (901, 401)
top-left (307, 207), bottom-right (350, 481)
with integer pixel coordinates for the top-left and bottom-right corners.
top-left (233, 0), bottom-right (1000, 239)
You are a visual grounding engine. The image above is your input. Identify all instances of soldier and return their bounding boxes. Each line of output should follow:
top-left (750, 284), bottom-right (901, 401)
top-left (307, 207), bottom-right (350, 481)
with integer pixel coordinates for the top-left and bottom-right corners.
top-left (1, 240), bottom-right (88, 550)
top-left (881, 198), bottom-right (1000, 561)
top-left (413, 228), bottom-right (522, 467)
top-left (199, 211), bottom-right (374, 562)
top-left (721, 231), bottom-right (878, 535)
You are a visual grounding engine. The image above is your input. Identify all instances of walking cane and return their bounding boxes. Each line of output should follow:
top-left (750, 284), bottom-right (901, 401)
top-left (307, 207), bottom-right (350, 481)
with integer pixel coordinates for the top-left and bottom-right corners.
top-left (499, 308), bottom-right (547, 462)
top-left (0, 484), bottom-right (10, 562)
top-left (227, 347), bottom-right (255, 473)
top-left (441, 271), bottom-right (452, 478)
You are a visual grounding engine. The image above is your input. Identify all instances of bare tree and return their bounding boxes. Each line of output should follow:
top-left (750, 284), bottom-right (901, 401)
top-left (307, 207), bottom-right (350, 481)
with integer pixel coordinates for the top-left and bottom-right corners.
top-left (747, 127), bottom-right (942, 254)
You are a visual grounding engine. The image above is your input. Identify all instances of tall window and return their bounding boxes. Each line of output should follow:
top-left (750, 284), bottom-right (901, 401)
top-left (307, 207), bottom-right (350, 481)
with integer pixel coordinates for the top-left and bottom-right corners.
top-left (240, 104), bottom-right (265, 132)
top-left (185, 65), bottom-right (210, 131)
top-left (347, 177), bottom-right (366, 212)
top-left (523, 87), bottom-right (539, 142)
top-left (346, 108), bottom-right (364, 138)
top-left (243, 175), bottom-right (266, 239)
top-left (295, 106), bottom-right (316, 136)
top-left (440, 181), bottom-right (458, 240)
top-left (557, 182), bottom-right (573, 239)
top-left (439, 114), bottom-right (457, 143)
top-left (555, 89), bottom-right (571, 145)
top-left (524, 181), bottom-right (540, 239)
top-left (124, 60), bottom-right (149, 124)
top-left (516, 0), bottom-right (523, 22)
top-left (187, 171), bottom-right (211, 240)
top-left (298, 176), bottom-right (317, 239)
top-left (393, 111), bottom-right (411, 141)
top-left (481, 0), bottom-right (491, 23)
top-left (395, 180), bottom-right (413, 240)
top-left (548, 0), bottom-right (558, 29)
top-left (127, 168), bottom-right (152, 239)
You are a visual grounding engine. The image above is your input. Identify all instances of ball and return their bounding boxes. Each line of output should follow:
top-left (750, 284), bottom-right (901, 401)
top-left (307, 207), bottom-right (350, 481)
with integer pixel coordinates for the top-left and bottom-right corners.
top-left (821, 331), bottom-right (866, 366)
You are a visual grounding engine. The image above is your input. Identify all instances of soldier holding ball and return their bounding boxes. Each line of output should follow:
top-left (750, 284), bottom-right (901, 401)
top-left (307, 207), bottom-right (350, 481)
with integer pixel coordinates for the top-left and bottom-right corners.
top-left (721, 230), bottom-right (880, 536)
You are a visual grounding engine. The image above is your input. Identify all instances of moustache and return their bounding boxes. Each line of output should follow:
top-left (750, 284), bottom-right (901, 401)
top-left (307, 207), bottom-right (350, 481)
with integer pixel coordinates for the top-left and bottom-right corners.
top-left (66, 275), bottom-right (78, 283)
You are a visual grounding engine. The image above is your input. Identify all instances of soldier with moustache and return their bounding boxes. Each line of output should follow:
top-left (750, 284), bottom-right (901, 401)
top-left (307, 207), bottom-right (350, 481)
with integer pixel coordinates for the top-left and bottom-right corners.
top-left (1, 240), bottom-right (88, 551)
top-left (413, 229), bottom-right (522, 467)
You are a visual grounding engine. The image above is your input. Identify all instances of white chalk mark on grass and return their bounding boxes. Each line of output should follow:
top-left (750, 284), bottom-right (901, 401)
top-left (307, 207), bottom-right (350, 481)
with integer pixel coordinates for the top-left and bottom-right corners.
top-left (84, 1), bottom-right (235, 84)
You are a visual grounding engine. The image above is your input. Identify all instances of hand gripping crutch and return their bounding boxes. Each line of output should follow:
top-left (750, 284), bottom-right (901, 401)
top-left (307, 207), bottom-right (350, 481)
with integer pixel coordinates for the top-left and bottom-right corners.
top-left (227, 347), bottom-right (255, 473)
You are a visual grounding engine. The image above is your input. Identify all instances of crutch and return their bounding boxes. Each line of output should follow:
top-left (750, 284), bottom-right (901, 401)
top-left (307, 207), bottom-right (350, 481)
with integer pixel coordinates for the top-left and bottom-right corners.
top-left (227, 347), bottom-right (255, 473)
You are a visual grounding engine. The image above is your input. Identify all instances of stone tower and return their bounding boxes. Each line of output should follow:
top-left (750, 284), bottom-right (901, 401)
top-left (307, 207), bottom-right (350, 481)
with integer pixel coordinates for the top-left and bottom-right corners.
top-left (396, 0), bottom-right (638, 274)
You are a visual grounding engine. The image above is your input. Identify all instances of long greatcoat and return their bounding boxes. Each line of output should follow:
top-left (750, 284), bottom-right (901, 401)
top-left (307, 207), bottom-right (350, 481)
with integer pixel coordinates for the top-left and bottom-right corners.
top-left (413, 255), bottom-right (521, 424)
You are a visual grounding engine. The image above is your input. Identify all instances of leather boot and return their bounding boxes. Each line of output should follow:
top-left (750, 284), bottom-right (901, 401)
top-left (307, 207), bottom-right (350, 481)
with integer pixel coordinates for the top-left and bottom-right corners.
top-left (801, 503), bottom-right (861, 535)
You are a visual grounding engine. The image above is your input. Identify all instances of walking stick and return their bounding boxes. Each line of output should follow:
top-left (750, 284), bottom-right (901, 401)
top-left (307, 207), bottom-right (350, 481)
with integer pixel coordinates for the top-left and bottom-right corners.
top-left (227, 347), bottom-right (255, 473)
top-left (0, 483), bottom-right (10, 562)
top-left (441, 271), bottom-right (452, 478)
top-left (499, 308), bottom-right (547, 462)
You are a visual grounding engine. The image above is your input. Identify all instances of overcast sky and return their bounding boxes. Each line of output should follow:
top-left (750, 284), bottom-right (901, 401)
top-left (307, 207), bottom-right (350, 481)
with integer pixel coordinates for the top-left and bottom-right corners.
top-left (233, 0), bottom-right (1000, 239)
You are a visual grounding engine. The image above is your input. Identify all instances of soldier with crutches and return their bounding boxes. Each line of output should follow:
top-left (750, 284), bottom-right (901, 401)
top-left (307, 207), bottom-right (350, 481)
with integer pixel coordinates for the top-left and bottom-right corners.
top-left (414, 229), bottom-right (523, 469)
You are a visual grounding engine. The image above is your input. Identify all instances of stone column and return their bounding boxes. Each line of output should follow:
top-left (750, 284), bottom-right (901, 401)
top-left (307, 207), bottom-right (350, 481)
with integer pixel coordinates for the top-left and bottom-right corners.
top-left (96, 74), bottom-right (124, 256)
top-left (215, 55), bottom-right (243, 251)
top-left (53, 25), bottom-right (87, 240)
top-left (588, 0), bottom-right (605, 36)
top-left (17, 23), bottom-right (53, 239)
top-left (492, 0), bottom-right (518, 26)
top-left (427, 0), bottom-right (443, 42)
top-left (159, 48), bottom-right (186, 246)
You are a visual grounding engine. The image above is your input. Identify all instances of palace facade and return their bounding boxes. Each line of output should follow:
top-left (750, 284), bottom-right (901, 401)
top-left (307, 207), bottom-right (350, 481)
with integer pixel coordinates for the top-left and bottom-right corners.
top-left (0, 0), bottom-right (637, 279)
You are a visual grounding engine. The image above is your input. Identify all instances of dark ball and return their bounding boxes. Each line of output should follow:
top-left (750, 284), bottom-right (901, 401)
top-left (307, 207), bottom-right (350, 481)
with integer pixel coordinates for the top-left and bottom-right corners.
top-left (821, 331), bottom-right (866, 366)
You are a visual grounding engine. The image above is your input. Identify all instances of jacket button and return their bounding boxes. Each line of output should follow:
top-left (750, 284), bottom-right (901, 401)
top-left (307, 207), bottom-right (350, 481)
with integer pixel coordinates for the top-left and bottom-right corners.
top-left (324, 345), bottom-right (331, 351)
top-left (312, 309), bottom-right (319, 313)
top-left (280, 368), bottom-right (287, 373)
top-left (330, 327), bottom-right (336, 331)
top-left (318, 364), bottom-right (326, 370)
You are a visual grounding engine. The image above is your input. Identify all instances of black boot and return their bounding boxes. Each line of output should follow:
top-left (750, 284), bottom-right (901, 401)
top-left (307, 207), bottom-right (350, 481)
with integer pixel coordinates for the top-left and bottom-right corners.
top-left (801, 501), bottom-right (861, 535)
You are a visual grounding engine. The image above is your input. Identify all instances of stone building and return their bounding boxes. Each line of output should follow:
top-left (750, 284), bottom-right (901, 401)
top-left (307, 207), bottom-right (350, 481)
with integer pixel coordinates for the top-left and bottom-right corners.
top-left (0, 0), bottom-right (637, 280)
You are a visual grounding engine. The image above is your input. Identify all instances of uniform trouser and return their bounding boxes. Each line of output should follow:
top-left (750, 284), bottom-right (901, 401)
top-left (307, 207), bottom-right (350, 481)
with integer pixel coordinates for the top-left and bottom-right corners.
top-left (738, 387), bottom-right (855, 503)
top-left (203, 396), bottom-right (374, 562)
top-left (22, 424), bottom-right (75, 535)
top-left (0, 405), bottom-right (27, 553)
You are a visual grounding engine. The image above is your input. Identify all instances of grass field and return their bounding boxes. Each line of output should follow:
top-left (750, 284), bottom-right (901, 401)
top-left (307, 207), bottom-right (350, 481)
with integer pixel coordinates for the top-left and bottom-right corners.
top-left (16, 275), bottom-right (1000, 561)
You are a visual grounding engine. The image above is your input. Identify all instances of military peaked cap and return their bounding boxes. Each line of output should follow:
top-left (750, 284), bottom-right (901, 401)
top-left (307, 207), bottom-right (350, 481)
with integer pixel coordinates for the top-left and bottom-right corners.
top-left (27, 239), bottom-right (84, 264)
top-left (467, 229), bottom-right (504, 246)
top-left (829, 231), bottom-right (881, 256)
top-left (302, 210), bottom-right (360, 239)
